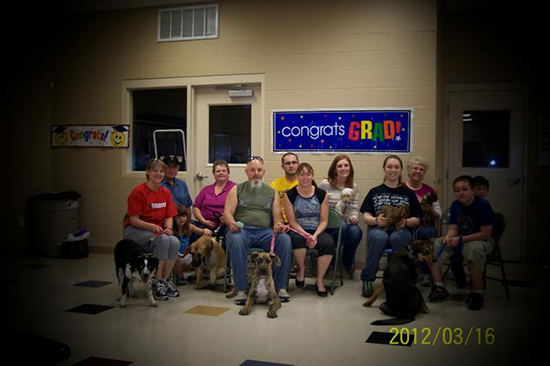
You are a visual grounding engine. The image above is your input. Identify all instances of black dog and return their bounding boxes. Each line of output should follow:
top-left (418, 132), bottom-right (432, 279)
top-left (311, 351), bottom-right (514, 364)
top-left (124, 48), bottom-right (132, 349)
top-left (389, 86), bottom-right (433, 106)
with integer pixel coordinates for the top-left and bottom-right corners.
top-left (115, 239), bottom-right (159, 307)
top-left (364, 244), bottom-right (431, 325)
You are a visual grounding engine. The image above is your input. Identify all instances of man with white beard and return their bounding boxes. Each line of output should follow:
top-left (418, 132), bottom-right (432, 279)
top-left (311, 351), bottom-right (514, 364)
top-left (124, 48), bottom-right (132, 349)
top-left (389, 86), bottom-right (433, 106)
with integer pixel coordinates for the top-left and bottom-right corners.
top-left (224, 156), bottom-right (292, 305)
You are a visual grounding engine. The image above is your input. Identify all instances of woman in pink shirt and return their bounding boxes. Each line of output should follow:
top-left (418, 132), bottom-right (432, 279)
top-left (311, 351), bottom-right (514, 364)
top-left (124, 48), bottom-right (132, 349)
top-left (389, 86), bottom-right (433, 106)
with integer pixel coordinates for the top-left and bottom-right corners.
top-left (193, 160), bottom-right (236, 239)
top-left (404, 156), bottom-right (442, 240)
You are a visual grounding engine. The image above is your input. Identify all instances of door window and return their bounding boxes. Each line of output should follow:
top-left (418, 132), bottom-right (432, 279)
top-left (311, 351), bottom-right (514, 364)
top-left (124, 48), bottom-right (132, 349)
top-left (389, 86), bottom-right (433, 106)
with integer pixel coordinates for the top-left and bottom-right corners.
top-left (208, 105), bottom-right (251, 163)
top-left (462, 111), bottom-right (510, 168)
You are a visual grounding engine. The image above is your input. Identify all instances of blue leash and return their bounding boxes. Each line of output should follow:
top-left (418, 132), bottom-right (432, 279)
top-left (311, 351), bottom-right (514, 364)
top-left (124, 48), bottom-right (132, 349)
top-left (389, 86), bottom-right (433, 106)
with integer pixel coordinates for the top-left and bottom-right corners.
top-left (436, 236), bottom-right (463, 262)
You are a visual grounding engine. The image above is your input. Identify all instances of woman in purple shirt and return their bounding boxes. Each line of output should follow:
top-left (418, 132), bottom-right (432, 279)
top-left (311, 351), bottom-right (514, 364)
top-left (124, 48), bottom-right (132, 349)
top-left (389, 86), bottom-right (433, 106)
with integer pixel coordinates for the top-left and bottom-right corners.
top-left (193, 160), bottom-right (236, 236)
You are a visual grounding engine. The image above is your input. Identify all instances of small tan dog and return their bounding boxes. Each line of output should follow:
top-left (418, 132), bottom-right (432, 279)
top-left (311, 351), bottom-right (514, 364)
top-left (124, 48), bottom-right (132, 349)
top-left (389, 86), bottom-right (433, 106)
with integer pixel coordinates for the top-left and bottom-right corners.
top-left (239, 252), bottom-right (282, 319)
top-left (381, 205), bottom-right (410, 231)
top-left (189, 236), bottom-right (226, 290)
top-left (335, 187), bottom-right (354, 223)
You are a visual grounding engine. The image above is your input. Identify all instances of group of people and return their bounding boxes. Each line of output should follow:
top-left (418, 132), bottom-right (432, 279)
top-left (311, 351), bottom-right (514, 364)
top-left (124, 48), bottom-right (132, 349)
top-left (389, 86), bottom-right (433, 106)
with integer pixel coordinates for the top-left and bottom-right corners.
top-left (123, 152), bottom-right (495, 310)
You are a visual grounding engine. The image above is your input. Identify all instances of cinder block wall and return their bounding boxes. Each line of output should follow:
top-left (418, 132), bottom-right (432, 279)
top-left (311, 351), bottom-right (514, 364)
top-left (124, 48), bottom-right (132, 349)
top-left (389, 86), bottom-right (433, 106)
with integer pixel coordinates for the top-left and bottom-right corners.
top-left (49, 0), bottom-right (437, 260)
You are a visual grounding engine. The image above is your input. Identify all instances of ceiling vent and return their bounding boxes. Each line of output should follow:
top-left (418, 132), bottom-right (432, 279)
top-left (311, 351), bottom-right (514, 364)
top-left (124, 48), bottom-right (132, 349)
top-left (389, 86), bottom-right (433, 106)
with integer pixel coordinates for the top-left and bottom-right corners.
top-left (158, 4), bottom-right (218, 42)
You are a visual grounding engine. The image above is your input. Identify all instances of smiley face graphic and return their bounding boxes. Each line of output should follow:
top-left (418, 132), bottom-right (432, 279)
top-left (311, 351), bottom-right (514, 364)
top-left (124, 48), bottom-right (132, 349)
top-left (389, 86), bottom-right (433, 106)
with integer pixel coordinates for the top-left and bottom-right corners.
top-left (53, 126), bottom-right (68, 147)
top-left (110, 125), bottom-right (128, 147)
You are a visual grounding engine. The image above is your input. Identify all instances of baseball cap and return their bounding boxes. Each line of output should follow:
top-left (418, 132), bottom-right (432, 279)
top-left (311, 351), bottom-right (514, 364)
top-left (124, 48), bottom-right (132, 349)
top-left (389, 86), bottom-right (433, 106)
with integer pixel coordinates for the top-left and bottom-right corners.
top-left (162, 155), bottom-right (180, 165)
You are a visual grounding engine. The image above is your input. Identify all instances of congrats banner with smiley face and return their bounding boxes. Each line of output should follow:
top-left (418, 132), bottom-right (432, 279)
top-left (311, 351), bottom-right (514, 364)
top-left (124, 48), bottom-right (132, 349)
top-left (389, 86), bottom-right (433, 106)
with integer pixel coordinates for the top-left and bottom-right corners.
top-left (272, 110), bottom-right (412, 153)
top-left (51, 125), bottom-right (130, 148)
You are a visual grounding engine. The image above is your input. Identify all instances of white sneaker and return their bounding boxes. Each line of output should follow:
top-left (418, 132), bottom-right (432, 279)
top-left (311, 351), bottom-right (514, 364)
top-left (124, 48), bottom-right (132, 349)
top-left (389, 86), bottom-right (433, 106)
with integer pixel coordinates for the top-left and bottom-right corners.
top-left (234, 291), bottom-right (247, 305)
top-left (278, 289), bottom-right (290, 302)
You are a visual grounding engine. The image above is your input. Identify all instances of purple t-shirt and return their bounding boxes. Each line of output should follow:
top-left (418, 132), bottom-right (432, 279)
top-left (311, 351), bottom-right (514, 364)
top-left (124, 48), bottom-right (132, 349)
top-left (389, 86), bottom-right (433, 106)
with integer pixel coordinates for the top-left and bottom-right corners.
top-left (194, 181), bottom-right (236, 225)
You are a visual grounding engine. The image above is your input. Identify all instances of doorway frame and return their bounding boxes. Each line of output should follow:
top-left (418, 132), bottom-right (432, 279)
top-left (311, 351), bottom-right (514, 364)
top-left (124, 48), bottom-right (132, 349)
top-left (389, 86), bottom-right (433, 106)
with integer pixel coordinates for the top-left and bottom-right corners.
top-left (443, 82), bottom-right (528, 262)
top-left (121, 74), bottom-right (266, 194)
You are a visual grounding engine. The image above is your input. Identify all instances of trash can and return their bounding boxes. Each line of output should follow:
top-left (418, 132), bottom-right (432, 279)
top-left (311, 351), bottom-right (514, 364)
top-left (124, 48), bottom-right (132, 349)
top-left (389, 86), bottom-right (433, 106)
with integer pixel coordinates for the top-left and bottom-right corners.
top-left (29, 191), bottom-right (81, 257)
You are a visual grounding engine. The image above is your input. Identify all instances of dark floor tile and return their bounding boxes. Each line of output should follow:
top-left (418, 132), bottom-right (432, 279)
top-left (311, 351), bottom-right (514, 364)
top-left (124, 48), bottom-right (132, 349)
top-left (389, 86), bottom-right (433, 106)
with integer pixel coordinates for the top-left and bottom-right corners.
top-left (74, 280), bottom-right (113, 288)
top-left (366, 331), bottom-right (414, 347)
top-left (73, 356), bottom-right (133, 366)
top-left (240, 360), bottom-right (293, 366)
top-left (65, 304), bottom-right (114, 315)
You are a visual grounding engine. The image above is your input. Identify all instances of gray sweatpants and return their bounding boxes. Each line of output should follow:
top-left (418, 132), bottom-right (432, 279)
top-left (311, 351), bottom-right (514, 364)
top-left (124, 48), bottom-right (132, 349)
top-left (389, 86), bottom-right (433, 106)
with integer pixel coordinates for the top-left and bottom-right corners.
top-left (124, 226), bottom-right (179, 261)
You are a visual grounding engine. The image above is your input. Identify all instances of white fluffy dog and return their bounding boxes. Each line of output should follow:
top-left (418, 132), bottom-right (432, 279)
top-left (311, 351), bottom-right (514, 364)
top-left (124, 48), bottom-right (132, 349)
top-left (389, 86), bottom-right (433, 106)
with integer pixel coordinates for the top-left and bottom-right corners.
top-left (335, 188), bottom-right (355, 223)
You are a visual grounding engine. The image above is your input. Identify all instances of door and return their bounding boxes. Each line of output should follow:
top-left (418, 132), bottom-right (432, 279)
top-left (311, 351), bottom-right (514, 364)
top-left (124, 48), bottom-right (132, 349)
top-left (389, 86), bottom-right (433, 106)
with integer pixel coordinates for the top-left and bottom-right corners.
top-left (192, 84), bottom-right (262, 197)
top-left (447, 87), bottom-right (525, 262)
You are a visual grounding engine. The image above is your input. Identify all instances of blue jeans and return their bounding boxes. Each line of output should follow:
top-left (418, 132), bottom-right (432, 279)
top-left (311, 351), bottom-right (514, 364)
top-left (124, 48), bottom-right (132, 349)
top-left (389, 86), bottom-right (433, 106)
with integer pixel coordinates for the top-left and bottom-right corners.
top-left (360, 226), bottom-right (413, 282)
top-left (328, 221), bottom-right (363, 270)
top-left (225, 227), bottom-right (292, 291)
top-left (416, 225), bottom-right (437, 240)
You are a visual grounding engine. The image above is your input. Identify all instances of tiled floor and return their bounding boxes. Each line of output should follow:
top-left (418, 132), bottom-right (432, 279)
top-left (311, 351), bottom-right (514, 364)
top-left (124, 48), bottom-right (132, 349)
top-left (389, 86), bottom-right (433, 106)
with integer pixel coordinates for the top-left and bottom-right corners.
top-left (4, 254), bottom-right (547, 366)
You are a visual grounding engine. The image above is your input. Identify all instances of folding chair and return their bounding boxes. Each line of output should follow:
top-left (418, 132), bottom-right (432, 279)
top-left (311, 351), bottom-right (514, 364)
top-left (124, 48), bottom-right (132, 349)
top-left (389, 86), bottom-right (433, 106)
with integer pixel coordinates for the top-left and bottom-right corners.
top-left (483, 213), bottom-right (510, 299)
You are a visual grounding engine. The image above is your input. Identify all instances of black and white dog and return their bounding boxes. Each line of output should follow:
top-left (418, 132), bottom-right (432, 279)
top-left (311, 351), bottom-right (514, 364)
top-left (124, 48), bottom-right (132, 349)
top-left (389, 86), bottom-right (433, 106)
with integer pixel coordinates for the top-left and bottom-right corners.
top-left (115, 239), bottom-right (159, 307)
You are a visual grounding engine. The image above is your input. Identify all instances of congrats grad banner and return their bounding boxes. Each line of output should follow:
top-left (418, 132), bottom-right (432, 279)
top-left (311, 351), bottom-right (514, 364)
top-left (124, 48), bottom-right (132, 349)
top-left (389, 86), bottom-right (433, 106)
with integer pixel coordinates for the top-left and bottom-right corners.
top-left (272, 110), bottom-right (412, 153)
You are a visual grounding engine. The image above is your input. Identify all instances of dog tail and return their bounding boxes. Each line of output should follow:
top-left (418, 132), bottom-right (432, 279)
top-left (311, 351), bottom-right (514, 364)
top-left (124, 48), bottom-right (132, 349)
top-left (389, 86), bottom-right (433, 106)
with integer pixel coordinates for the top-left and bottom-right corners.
top-left (370, 317), bottom-right (415, 326)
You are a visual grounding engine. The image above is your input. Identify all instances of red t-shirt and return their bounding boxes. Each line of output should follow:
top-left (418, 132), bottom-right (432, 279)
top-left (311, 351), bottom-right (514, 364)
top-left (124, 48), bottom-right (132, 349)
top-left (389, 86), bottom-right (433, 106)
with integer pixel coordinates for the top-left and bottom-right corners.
top-left (125, 182), bottom-right (178, 227)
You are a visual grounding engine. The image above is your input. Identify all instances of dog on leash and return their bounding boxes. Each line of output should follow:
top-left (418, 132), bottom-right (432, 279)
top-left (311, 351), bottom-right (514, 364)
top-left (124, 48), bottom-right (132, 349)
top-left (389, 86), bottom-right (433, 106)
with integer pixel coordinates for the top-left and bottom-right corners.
top-left (381, 205), bottom-right (410, 231)
top-left (239, 252), bottom-right (282, 318)
top-left (335, 187), bottom-right (354, 223)
top-left (363, 239), bottom-right (435, 325)
top-left (189, 236), bottom-right (226, 290)
top-left (115, 239), bottom-right (159, 307)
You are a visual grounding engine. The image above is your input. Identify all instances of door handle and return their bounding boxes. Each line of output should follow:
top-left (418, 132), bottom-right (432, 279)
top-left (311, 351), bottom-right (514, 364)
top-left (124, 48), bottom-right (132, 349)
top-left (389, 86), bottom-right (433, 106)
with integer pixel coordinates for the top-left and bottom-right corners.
top-left (195, 172), bottom-right (208, 180)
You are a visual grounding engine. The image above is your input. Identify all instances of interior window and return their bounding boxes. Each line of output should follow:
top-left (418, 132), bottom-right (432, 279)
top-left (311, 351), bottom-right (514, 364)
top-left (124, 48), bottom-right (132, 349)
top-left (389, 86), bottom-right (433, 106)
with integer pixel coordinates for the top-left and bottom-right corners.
top-left (132, 88), bottom-right (187, 171)
top-left (462, 110), bottom-right (510, 168)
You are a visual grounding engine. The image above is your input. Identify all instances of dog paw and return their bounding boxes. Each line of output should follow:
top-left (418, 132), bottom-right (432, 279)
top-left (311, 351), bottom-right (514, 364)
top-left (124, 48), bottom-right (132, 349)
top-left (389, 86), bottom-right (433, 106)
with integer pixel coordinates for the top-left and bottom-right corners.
top-left (150, 302), bottom-right (158, 307)
top-left (363, 300), bottom-right (374, 307)
top-left (267, 311), bottom-right (278, 318)
top-left (239, 309), bottom-right (250, 316)
top-left (119, 303), bottom-right (126, 308)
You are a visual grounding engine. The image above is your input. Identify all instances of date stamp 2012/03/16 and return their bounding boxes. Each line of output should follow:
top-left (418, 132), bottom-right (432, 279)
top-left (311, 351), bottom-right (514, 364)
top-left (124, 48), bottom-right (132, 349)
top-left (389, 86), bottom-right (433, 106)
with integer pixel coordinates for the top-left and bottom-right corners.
top-left (389, 327), bottom-right (496, 346)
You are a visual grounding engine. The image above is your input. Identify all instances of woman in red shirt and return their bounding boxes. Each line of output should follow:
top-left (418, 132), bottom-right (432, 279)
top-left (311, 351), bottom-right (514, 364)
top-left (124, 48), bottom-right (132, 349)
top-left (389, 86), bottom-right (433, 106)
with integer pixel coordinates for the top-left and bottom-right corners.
top-left (124, 158), bottom-right (180, 301)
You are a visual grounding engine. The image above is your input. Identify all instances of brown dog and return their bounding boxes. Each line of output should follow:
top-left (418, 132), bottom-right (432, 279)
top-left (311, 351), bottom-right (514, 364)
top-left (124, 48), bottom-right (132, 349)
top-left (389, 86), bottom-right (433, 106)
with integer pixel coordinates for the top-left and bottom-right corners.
top-left (363, 239), bottom-right (435, 325)
top-left (381, 205), bottom-right (410, 231)
top-left (189, 236), bottom-right (226, 290)
top-left (239, 252), bottom-right (282, 318)
top-left (420, 191), bottom-right (440, 227)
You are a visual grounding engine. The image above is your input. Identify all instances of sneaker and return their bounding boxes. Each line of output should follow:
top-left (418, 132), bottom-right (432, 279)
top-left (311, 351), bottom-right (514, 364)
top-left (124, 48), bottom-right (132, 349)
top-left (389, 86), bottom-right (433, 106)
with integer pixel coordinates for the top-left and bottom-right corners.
top-left (278, 289), bottom-right (290, 302)
top-left (467, 292), bottom-right (484, 310)
top-left (362, 281), bottom-right (373, 298)
top-left (420, 273), bottom-right (432, 287)
top-left (428, 284), bottom-right (450, 302)
top-left (164, 279), bottom-right (180, 297)
top-left (153, 280), bottom-right (169, 301)
top-left (234, 291), bottom-right (247, 305)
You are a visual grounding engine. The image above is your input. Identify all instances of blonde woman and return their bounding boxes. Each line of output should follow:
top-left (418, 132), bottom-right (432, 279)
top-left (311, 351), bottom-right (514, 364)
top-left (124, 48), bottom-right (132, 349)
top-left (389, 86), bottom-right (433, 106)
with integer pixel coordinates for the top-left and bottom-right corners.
top-left (124, 158), bottom-right (180, 301)
top-left (285, 163), bottom-right (335, 297)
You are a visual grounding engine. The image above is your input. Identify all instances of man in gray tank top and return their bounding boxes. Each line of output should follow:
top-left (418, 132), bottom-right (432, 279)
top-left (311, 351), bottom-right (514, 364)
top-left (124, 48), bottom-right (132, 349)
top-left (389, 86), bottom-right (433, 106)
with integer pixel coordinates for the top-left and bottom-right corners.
top-left (224, 156), bottom-right (292, 305)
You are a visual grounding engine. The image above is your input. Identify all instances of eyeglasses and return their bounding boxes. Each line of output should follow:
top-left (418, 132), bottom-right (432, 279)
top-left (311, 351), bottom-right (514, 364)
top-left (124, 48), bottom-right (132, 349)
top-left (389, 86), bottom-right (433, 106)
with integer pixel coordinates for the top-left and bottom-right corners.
top-left (247, 156), bottom-right (264, 163)
top-left (283, 161), bottom-right (299, 166)
top-left (298, 172), bottom-right (313, 177)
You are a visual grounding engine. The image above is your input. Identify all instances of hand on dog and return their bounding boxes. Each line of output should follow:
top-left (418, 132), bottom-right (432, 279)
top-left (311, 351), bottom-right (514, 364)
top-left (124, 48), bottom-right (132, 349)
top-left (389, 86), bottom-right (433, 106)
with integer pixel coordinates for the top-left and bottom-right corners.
top-left (203, 228), bottom-right (213, 237)
top-left (376, 214), bottom-right (389, 229)
top-left (396, 218), bottom-right (407, 230)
